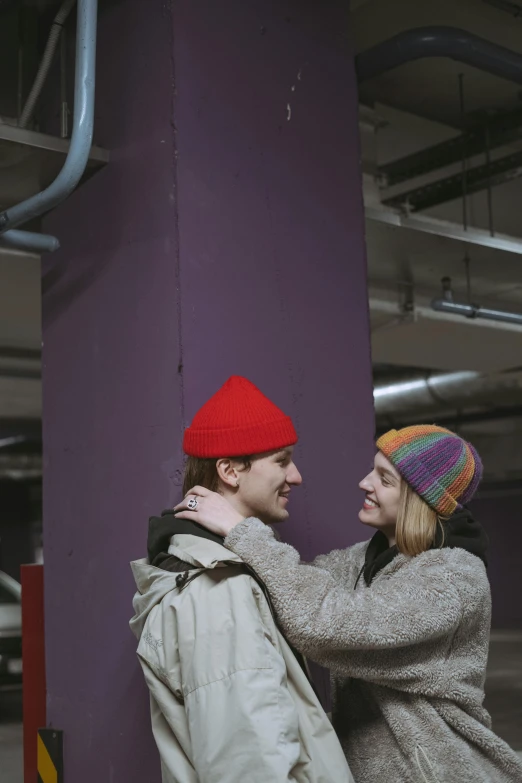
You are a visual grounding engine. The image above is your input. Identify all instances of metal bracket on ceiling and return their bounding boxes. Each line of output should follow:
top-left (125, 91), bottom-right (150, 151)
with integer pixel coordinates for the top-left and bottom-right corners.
top-left (383, 148), bottom-right (522, 212)
top-left (379, 107), bottom-right (522, 188)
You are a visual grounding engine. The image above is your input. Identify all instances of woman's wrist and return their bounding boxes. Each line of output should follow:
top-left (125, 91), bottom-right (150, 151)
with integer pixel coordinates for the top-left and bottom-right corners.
top-left (221, 511), bottom-right (245, 537)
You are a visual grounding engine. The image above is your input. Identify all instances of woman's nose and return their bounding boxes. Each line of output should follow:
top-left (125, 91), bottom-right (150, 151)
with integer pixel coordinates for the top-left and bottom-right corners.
top-left (359, 473), bottom-right (373, 491)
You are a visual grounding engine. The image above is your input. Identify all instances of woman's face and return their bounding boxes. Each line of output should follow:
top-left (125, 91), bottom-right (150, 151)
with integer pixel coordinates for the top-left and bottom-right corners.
top-left (358, 451), bottom-right (402, 539)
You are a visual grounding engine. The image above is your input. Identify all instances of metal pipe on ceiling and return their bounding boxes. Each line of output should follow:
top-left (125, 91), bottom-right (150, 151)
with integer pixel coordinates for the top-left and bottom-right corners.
top-left (431, 298), bottom-right (522, 325)
top-left (0, 0), bottom-right (98, 252)
top-left (431, 276), bottom-right (522, 326)
top-left (0, 229), bottom-right (60, 254)
top-left (374, 369), bottom-right (522, 419)
top-left (356, 26), bottom-right (522, 86)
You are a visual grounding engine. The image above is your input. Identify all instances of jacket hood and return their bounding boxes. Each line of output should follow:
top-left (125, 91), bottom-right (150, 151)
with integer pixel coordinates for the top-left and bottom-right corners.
top-left (363, 507), bottom-right (489, 586)
top-left (433, 507), bottom-right (489, 565)
top-left (147, 510), bottom-right (224, 565)
top-left (130, 514), bottom-right (242, 639)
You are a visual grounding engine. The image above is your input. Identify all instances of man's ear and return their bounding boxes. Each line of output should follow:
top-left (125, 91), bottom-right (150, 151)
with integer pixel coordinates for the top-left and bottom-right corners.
top-left (216, 458), bottom-right (240, 488)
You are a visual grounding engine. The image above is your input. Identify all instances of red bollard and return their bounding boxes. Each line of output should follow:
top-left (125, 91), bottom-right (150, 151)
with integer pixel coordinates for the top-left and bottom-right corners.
top-left (21, 564), bottom-right (46, 783)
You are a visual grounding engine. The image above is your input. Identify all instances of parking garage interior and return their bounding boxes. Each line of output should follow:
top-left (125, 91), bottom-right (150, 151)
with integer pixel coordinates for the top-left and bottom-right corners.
top-left (0, 0), bottom-right (521, 781)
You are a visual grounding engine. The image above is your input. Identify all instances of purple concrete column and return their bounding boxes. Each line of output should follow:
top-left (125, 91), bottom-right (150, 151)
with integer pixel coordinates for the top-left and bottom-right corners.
top-left (470, 494), bottom-right (522, 629)
top-left (41, 1), bottom-right (373, 780)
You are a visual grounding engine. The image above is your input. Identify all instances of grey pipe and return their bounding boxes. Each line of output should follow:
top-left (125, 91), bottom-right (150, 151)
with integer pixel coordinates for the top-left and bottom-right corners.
top-left (374, 369), bottom-right (522, 419)
top-left (0, 230), bottom-right (60, 254)
top-left (356, 26), bottom-right (522, 85)
top-left (432, 298), bottom-right (522, 326)
top-left (0, 0), bottom-right (97, 245)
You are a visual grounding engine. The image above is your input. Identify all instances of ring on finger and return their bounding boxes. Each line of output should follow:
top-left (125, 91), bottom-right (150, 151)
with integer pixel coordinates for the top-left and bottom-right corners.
top-left (187, 497), bottom-right (199, 511)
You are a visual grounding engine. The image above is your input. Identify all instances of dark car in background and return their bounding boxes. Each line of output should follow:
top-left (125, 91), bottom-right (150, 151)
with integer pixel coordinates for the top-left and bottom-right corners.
top-left (0, 570), bottom-right (22, 690)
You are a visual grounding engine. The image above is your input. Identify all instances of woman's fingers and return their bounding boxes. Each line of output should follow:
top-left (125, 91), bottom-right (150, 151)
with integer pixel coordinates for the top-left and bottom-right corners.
top-left (174, 509), bottom-right (198, 522)
top-left (173, 494), bottom-right (198, 512)
top-left (173, 490), bottom-right (245, 536)
top-left (185, 485), bottom-right (211, 497)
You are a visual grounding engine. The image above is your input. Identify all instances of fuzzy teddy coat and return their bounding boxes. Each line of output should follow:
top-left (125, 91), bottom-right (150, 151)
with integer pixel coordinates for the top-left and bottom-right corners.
top-left (225, 519), bottom-right (522, 783)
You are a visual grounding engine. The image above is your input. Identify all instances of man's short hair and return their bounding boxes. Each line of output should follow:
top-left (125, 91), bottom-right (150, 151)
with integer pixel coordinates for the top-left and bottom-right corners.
top-left (182, 455), bottom-right (252, 496)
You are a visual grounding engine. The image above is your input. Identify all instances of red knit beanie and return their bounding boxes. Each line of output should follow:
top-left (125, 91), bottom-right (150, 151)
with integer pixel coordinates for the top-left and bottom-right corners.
top-left (183, 376), bottom-right (298, 458)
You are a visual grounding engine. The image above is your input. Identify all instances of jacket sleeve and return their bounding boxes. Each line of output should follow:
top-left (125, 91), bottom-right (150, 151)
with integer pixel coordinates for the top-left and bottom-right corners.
top-left (225, 519), bottom-right (463, 686)
top-left (310, 541), bottom-right (369, 586)
top-left (175, 569), bottom-right (303, 783)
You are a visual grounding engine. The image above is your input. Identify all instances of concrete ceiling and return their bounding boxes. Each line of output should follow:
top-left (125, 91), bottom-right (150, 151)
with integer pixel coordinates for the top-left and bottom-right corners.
top-left (361, 98), bottom-right (522, 377)
top-left (1, 0), bottom-right (521, 434)
top-left (356, 0), bottom-right (522, 480)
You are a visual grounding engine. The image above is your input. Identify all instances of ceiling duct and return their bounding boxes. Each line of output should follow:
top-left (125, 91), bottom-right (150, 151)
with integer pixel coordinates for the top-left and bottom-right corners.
top-left (374, 369), bottom-right (522, 421)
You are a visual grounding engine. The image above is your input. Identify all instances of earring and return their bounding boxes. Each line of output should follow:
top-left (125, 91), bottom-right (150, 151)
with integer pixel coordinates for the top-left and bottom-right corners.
top-left (235, 480), bottom-right (240, 488)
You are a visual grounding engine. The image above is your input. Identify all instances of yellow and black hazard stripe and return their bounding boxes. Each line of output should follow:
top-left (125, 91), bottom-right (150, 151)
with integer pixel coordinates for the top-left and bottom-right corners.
top-left (38, 728), bottom-right (63, 783)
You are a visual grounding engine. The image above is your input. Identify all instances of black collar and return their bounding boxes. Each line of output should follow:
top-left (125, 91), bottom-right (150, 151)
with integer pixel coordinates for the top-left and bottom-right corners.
top-left (361, 508), bottom-right (489, 587)
top-left (147, 510), bottom-right (224, 565)
top-left (362, 531), bottom-right (398, 587)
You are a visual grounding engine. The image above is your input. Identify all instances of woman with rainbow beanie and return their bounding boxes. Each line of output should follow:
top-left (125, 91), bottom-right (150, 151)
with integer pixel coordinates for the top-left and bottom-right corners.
top-left (176, 424), bottom-right (522, 783)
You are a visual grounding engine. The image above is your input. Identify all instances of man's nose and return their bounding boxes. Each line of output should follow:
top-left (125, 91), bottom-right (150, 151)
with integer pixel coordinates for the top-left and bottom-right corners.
top-left (287, 462), bottom-right (303, 486)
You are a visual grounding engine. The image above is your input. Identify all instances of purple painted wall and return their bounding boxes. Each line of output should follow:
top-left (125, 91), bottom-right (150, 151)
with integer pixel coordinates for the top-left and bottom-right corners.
top-left (41, 1), bottom-right (373, 780)
top-left (174, 0), bottom-right (373, 558)
top-left (470, 493), bottom-right (522, 629)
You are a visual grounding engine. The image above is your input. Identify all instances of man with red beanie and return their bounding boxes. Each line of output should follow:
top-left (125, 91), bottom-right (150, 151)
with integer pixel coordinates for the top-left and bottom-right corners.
top-left (130, 377), bottom-right (353, 783)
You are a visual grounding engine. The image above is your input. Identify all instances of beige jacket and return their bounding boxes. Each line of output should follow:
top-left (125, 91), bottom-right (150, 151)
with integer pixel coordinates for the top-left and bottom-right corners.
top-left (129, 533), bottom-right (354, 783)
top-left (225, 518), bottom-right (522, 783)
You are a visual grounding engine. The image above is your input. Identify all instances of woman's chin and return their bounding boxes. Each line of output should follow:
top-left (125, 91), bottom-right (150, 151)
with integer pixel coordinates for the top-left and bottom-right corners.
top-left (359, 511), bottom-right (381, 530)
top-left (359, 508), bottom-right (375, 524)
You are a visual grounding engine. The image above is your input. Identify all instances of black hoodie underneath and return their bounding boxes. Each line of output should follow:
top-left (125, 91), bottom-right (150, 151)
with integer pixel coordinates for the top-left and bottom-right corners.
top-left (147, 511), bottom-right (225, 570)
top-left (361, 508), bottom-right (489, 588)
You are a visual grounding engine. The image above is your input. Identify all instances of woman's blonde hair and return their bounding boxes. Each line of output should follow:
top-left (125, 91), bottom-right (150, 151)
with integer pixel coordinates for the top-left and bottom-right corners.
top-left (395, 481), bottom-right (446, 557)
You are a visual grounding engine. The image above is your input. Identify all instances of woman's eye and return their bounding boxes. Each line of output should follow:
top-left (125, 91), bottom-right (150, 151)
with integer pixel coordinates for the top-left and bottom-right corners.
top-left (381, 478), bottom-right (390, 486)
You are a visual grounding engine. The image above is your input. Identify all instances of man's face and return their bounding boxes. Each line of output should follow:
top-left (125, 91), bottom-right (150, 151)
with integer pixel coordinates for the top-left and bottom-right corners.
top-left (233, 446), bottom-right (302, 524)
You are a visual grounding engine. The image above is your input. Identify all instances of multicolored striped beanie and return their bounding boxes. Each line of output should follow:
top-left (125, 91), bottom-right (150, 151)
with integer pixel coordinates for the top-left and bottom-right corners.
top-left (376, 425), bottom-right (483, 516)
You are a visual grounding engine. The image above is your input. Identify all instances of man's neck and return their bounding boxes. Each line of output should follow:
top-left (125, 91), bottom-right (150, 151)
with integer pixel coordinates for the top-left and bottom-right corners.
top-left (219, 489), bottom-right (255, 523)
top-left (219, 488), bottom-right (268, 526)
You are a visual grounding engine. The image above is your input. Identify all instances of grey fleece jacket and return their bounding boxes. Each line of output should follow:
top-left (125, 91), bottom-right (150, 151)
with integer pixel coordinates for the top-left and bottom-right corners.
top-left (225, 518), bottom-right (522, 783)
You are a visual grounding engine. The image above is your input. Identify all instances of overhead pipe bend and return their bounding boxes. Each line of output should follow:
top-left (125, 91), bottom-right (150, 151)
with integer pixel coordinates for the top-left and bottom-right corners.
top-left (356, 26), bottom-right (522, 86)
top-left (0, 0), bottom-right (98, 250)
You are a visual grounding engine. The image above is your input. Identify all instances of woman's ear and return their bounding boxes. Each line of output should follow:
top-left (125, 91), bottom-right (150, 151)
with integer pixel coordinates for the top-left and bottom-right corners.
top-left (216, 458), bottom-right (240, 488)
